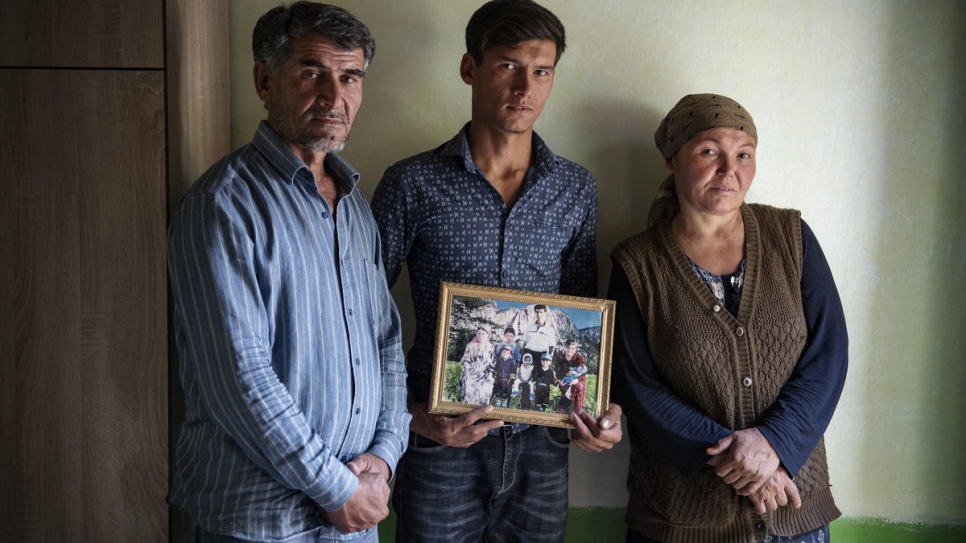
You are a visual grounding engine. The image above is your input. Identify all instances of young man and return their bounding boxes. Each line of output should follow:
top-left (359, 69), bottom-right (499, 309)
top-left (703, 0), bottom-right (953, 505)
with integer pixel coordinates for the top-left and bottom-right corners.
top-left (522, 304), bottom-right (557, 362)
top-left (167, 3), bottom-right (409, 542)
top-left (371, 1), bottom-right (621, 540)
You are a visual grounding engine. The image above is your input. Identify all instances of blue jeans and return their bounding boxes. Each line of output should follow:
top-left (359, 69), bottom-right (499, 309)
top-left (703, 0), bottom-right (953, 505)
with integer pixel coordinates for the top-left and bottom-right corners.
top-left (626, 524), bottom-right (830, 543)
top-left (182, 513), bottom-right (379, 543)
top-left (392, 425), bottom-right (570, 542)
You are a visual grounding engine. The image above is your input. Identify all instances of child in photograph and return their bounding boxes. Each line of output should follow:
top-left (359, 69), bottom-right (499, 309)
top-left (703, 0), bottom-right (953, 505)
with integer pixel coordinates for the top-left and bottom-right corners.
top-left (516, 353), bottom-right (535, 409)
top-left (532, 353), bottom-right (557, 412)
top-left (492, 344), bottom-right (516, 407)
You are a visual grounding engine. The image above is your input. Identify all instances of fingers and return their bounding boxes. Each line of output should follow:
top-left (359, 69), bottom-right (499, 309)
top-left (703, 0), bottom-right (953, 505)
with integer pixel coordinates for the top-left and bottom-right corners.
top-left (706, 433), bottom-right (734, 456)
top-left (347, 453), bottom-right (390, 481)
top-left (785, 475), bottom-right (802, 509)
top-left (455, 404), bottom-right (496, 426)
top-left (598, 403), bottom-right (623, 430)
top-left (570, 410), bottom-right (622, 453)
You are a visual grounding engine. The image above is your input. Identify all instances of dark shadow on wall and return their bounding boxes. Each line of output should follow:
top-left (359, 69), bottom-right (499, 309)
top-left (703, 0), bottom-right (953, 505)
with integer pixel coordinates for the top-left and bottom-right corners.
top-left (880, 1), bottom-right (966, 522)
top-left (573, 99), bottom-right (667, 291)
top-left (914, 0), bottom-right (966, 519)
top-left (344, 0), bottom-right (469, 199)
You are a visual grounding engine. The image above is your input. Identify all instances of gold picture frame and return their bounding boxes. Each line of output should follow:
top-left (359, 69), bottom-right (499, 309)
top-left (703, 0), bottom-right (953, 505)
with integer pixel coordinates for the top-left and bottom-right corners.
top-left (429, 282), bottom-right (615, 429)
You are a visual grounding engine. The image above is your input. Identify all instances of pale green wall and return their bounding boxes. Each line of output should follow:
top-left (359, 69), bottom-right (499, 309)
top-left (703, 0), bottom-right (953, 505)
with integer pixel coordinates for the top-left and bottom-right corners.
top-left (228, 0), bottom-right (966, 525)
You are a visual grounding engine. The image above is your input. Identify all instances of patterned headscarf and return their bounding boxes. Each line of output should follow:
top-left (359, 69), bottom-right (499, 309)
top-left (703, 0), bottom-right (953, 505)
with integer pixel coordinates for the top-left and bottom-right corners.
top-left (654, 94), bottom-right (757, 160)
top-left (648, 94), bottom-right (757, 227)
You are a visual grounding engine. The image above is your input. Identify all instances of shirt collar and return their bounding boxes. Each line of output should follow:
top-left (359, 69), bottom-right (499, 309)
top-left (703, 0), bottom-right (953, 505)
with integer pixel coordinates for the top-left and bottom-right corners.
top-left (441, 122), bottom-right (562, 178)
top-left (251, 120), bottom-right (361, 191)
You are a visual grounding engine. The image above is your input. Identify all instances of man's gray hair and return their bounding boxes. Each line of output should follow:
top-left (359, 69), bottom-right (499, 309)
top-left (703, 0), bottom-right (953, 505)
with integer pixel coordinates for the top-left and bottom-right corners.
top-left (252, 1), bottom-right (375, 73)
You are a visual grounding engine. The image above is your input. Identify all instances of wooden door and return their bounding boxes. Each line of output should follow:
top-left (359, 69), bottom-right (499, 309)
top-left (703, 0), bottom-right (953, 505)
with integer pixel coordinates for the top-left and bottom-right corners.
top-left (0, 68), bottom-right (168, 542)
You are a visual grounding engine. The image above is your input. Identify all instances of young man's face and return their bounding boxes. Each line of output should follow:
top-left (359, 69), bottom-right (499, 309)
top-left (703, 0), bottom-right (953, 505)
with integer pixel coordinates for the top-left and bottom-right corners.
top-left (565, 343), bottom-right (577, 357)
top-left (460, 39), bottom-right (557, 136)
top-left (504, 331), bottom-right (515, 342)
top-left (535, 307), bottom-right (547, 325)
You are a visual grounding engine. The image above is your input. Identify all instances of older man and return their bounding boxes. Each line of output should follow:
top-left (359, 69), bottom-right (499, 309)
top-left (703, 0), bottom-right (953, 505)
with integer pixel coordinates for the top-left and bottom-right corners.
top-left (167, 3), bottom-right (409, 542)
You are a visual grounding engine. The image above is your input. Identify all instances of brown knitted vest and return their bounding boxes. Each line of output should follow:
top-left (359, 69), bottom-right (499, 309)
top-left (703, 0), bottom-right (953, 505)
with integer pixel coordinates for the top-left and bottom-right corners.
top-left (612, 204), bottom-right (840, 543)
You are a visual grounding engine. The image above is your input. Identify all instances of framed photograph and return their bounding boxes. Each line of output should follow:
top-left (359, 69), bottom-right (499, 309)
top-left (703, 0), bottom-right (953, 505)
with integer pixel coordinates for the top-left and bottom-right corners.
top-left (429, 282), bottom-right (615, 429)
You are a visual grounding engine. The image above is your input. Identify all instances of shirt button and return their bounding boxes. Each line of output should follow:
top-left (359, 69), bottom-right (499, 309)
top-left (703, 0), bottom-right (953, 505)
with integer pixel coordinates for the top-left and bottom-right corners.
top-left (743, 377), bottom-right (753, 387)
top-left (321, 211), bottom-right (329, 218)
top-left (712, 305), bottom-right (721, 313)
top-left (348, 308), bottom-right (354, 316)
top-left (501, 270), bottom-right (509, 278)
top-left (355, 407), bottom-right (361, 415)
top-left (754, 521), bottom-right (766, 532)
top-left (736, 326), bottom-right (745, 336)
top-left (355, 358), bottom-right (360, 366)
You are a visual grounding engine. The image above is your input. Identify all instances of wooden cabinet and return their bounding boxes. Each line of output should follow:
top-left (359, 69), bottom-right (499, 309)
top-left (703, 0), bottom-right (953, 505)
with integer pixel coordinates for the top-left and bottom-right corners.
top-left (0, 68), bottom-right (168, 541)
top-left (0, 0), bottom-right (163, 68)
top-left (0, 0), bottom-right (227, 541)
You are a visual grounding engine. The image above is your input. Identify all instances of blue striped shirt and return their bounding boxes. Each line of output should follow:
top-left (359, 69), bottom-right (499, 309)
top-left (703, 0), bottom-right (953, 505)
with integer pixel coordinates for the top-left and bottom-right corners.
top-left (168, 121), bottom-right (410, 540)
top-left (371, 124), bottom-right (598, 403)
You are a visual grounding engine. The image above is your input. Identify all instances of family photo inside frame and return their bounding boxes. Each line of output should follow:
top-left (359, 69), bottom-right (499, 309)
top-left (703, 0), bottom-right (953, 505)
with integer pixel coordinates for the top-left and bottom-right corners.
top-left (429, 282), bottom-right (615, 429)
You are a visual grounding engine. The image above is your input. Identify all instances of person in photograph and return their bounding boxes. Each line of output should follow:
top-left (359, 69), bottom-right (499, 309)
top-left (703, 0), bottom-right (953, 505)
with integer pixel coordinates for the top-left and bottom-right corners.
top-left (553, 339), bottom-right (588, 414)
top-left (370, 1), bottom-right (622, 539)
top-left (521, 304), bottom-right (557, 362)
top-left (516, 352), bottom-right (535, 410)
top-left (532, 353), bottom-right (556, 412)
top-left (460, 326), bottom-right (495, 405)
top-left (493, 326), bottom-right (522, 369)
top-left (492, 344), bottom-right (516, 407)
top-left (610, 93), bottom-right (847, 542)
top-left (166, 3), bottom-right (410, 542)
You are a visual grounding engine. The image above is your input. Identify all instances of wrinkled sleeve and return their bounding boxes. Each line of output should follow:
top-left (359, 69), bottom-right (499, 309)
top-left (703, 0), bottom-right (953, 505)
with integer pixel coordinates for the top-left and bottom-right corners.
top-left (608, 261), bottom-right (732, 477)
top-left (168, 191), bottom-right (358, 512)
top-left (560, 176), bottom-right (599, 298)
top-left (757, 220), bottom-right (848, 477)
top-left (365, 230), bottom-right (411, 475)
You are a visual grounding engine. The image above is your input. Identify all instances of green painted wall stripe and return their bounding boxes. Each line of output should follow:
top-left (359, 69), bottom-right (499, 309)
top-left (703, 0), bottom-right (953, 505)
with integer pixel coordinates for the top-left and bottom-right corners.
top-left (379, 509), bottom-right (966, 542)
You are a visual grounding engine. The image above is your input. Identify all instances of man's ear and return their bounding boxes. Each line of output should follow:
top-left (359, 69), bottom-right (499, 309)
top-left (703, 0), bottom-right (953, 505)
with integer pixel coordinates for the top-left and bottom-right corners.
top-left (664, 158), bottom-right (675, 174)
top-left (459, 53), bottom-right (476, 85)
top-left (253, 62), bottom-right (274, 104)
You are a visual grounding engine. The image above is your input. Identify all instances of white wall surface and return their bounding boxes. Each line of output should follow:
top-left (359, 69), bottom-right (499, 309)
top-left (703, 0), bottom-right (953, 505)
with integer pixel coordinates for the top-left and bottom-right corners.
top-left (228, 0), bottom-right (966, 523)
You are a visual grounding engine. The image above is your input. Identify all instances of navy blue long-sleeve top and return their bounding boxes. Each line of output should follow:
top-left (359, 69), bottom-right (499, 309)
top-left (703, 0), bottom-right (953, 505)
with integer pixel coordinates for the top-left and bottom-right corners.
top-left (609, 220), bottom-right (848, 478)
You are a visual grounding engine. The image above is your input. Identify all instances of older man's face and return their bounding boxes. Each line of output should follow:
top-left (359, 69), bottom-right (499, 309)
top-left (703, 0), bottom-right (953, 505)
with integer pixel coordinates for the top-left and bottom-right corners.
top-left (256, 34), bottom-right (365, 157)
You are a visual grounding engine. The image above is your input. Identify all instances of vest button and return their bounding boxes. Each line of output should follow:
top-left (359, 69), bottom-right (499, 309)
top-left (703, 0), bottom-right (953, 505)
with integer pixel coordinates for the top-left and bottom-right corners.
top-left (712, 305), bottom-right (721, 313)
top-left (736, 326), bottom-right (745, 336)
top-left (743, 377), bottom-right (753, 387)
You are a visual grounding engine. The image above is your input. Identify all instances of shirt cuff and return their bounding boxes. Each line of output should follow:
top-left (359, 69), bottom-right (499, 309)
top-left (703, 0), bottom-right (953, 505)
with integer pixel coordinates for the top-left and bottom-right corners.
top-left (306, 462), bottom-right (359, 513)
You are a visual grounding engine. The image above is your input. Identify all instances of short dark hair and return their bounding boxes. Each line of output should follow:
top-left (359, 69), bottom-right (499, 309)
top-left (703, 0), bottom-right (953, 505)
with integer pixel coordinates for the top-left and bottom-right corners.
top-left (534, 304), bottom-right (548, 312)
top-left (504, 326), bottom-right (515, 335)
top-left (465, 0), bottom-right (566, 65)
top-left (253, 1), bottom-right (375, 74)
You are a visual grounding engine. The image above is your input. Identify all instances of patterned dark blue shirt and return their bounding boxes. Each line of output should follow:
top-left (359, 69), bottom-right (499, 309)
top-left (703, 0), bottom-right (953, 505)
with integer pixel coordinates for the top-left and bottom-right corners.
top-left (371, 124), bottom-right (598, 402)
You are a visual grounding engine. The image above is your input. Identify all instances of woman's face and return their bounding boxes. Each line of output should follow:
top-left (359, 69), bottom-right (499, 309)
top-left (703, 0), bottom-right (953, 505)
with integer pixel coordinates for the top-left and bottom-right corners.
top-left (666, 127), bottom-right (756, 217)
top-left (477, 329), bottom-right (489, 341)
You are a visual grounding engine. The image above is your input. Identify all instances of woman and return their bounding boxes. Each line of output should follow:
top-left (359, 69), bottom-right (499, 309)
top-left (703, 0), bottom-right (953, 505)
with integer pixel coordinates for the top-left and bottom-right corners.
top-left (460, 325), bottom-right (495, 405)
top-left (609, 94), bottom-right (848, 543)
